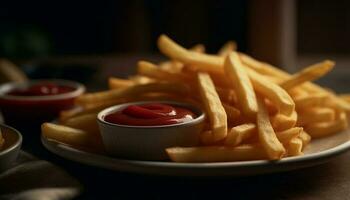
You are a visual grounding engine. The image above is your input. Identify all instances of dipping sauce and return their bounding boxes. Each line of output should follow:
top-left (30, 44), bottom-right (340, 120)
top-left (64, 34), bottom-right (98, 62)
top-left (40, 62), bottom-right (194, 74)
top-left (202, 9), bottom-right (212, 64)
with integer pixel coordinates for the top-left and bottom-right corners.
top-left (7, 82), bottom-right (75, 96)
top-left (104, 103), bottom-right (196, 126)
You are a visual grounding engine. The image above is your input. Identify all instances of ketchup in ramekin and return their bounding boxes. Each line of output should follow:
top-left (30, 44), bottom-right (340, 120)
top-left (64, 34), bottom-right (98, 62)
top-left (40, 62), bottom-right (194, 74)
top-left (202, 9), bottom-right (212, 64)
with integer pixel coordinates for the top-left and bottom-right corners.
top-left (97, 101), bottom-right (205, 160)
top-left (0, 80), bottom-right (85, 131)
top-left (104, 103), bottom-right (197, 126)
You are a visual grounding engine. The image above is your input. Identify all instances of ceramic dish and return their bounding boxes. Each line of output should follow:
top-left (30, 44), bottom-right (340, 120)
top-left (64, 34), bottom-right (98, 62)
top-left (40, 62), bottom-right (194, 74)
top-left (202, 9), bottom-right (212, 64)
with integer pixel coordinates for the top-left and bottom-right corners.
top-left (0, 124), bottom-right (22, 171)
top-left (41, 127), bottom-right (350, 176)
top-left (97, 101), bottom-right (205, 160)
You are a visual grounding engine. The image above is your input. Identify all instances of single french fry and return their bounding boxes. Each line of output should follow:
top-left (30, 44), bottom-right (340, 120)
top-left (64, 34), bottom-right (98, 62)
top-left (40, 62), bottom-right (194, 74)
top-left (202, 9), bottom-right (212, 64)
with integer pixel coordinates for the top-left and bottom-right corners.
top-left (224, 52), bottom-right (258, 119)
top-left (159, 44), bottom-right (205, 73)
top-left (275, 127), bottom-right (303, 144)
top-left (128, 75), bottom-right (155, 85)
top-left (294, 93), bottom-right (329, 110)
top-left (63, 114), bottom-right (99, 136)
top-left (166, 144), bottom-right (267, 162)
top-left (306, 111), bottom-right (348, 138)
top-left (288, 88), bottom-right (308, 99)
top-left (197, 73), bottom-right (227, 141)
top-left (247, 68), bottom-right (295, 116)
top-left (218, 41), bottom-right (237, 57)
top-left (76, 82), bottom-right (190, 105)
top-left (159, 61), bottom-right (183, 73)
top-left (224, 123), bottom-right (256, 146)
top-left (41, 123), bottom-right (93, 147)
top-left (298, 131), bottom-right (311, 147)
top-left (279, 61), bottom-right (334, 90)
top-left (158, 34), bottom-right (224, 73)
top-left (137, 61), bottom-right (191, 83)
top-left (271, 111), bottom-right (297, 131)
top-left (287, 137), bottom-right (304, 156)
top-left (108, 77), bottom-right (135, 89)
top-left (257, 98), bottom-right (286, 160)
top-left (297, 107), bottom-right (336, 126)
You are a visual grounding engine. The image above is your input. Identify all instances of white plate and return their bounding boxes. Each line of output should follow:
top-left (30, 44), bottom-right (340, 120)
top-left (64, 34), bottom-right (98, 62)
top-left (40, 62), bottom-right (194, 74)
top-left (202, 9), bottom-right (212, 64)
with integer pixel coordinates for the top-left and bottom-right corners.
top-left (41, 129), bottom-right (350, 177)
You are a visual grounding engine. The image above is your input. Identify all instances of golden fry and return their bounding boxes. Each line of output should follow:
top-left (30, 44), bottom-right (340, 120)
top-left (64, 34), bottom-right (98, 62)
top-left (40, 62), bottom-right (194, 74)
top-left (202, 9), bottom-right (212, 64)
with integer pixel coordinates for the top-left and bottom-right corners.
top-left (275, 127), bottom-right (303, 144)
top-left (306, 111), bottom-right (348, 138)
top-left (298, 131), bottom-right (311, 147)
top-left (137, 60), bottom-right (191, 83)
top-left (287, 137), bottom-right (304, 156)
top-left (224, 123), bottom-right (256, 146)
top-left (280, 60), bottom-right (334, 90)
top-left (76, 82), bottom-right (190, 106)
top-left (63, 114), bottom-right (99, 135)
top-left (247, 68), bottom-right (295, 116)
top-left (271, 111), bottom-right (297, 131)
top-left (41, 123), bottom-right (92, 147)
top-left (218, 41), bottom-right (237, 57)
top-left (257, 98), bottom-right (286, 160)
top-left (294, 93), bottom-right (329, 110)
top-left (239, 53), bottom-right (350, 112)
top-left (298, 107), bottom-right (335, 126)
top-left (197, 73), bottom-right (227, 141)
top-left (158, 34), bottom-right (224, 73)
top-left (224, 52), bottom-right (258, 119)
top-left (166, 144), bottom-right (267, 162)
top-left (108, 77), bottom-right (135, 89)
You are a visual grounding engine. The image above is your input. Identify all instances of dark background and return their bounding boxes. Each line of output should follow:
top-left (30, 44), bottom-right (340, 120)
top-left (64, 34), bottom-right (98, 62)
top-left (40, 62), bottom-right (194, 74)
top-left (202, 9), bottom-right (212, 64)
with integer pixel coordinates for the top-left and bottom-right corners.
top-left (0, 0), bottom-right (248, 59)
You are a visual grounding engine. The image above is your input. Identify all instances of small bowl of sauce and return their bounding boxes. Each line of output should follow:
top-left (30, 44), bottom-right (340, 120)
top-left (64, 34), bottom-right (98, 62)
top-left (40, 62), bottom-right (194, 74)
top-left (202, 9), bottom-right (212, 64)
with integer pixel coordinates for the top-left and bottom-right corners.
top-left (0, 79), bottom-right (85, 130)
top-left (98, 101), bottom-right (205, 160)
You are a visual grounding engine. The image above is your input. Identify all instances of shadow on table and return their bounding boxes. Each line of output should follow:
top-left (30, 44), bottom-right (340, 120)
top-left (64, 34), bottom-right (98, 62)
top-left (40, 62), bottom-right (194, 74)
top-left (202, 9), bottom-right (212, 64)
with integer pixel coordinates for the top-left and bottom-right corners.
top-left (37, 144), bottom-right (347, 200)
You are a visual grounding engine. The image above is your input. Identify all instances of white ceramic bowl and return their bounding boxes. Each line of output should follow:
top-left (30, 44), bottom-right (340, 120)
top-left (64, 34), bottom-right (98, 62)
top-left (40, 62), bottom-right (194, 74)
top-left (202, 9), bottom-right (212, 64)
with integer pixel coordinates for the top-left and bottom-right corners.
top-left (0, 124), bottom-right (22, 171)
top-left (97, 101), bottom-right (205, 160)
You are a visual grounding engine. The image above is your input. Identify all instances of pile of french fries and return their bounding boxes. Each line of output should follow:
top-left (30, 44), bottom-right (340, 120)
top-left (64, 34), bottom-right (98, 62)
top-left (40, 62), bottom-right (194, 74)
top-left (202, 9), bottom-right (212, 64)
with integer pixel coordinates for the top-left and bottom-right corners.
top-left (41, 34), bottom-right (350, 163)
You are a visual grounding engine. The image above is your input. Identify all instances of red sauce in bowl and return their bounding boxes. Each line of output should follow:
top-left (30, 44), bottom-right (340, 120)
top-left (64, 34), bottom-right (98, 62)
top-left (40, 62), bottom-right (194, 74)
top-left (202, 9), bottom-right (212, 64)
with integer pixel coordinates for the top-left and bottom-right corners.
top-left (7, 83), bottom-right (75, 96)
top-left (104, 103), bottom-right (196, 126)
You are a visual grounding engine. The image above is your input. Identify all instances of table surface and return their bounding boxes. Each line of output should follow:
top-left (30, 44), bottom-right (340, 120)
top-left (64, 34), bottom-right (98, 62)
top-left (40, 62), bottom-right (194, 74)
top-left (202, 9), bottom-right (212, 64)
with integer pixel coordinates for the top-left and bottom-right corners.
top-left (19, 55), bottom-right (350, 200)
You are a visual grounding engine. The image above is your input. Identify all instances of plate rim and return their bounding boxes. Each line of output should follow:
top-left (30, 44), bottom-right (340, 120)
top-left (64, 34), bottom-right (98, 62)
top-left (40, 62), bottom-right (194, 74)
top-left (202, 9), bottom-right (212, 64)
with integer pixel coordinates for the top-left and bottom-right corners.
top-left (41, 133), bottom-right (350, 172)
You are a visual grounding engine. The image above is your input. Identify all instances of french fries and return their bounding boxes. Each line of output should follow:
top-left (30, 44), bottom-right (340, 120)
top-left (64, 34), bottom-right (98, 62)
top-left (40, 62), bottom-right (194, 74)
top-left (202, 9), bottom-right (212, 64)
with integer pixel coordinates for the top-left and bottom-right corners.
top-left (76, 82), bottom-right (190, 106)
top-left (63, 114), bottom-right (99, 136)
top-left (275, 127), bottom-right (303, 144)
top-left (297, 107), bottom-right (335, 126)
top-left (224, 123), bottom-right (256, 146)
top-left (42, 34), bottom-right (349, 163)
top-left (108, 77), bottom-right (135, 89)
top-left (42, 123), bottom-right (94, 147)
top-left (279, 60), bottom-right (334, 90)
top-left (224, 52), bottom-right (257, 119)
top-left (166, 145), bottom-right (267, 162)
top-left (257, 98), bottom-right (286, 160)
top-left (197, 73), bottom-right (227, 141)
top-left (287, 137), bottom-right (304, 156)
top-left (218, 41), bottom-right (237, 57)
top-left (246, 68), bottom-right (295, 116)
top-left (306, 111), bottom-right (348, 138)
top-left (271, 111), bottom-right (297, 131)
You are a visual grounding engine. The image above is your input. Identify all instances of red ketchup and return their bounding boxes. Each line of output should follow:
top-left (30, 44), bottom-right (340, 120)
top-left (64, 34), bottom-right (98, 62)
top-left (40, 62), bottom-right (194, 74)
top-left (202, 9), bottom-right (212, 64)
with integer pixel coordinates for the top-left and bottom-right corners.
top-left (104, 103), bottom-right (196, 126)
top-left (7, 83), bottom-right (75, 96)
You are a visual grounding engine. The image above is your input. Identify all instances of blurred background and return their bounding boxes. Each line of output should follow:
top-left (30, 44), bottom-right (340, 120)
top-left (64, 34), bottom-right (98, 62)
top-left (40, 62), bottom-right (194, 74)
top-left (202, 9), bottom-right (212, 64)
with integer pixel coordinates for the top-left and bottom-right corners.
top-left (0, 0), bottom-right (349, 91)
